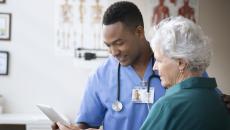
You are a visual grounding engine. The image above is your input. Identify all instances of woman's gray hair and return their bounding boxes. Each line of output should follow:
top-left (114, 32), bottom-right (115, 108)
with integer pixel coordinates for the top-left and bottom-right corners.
top-left (150, 16), bottom-right (212, 72)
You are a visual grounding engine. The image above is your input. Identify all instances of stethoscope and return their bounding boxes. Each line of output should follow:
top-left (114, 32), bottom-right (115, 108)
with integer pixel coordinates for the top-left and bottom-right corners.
top-left (112, 57), bottom-right (160, 112)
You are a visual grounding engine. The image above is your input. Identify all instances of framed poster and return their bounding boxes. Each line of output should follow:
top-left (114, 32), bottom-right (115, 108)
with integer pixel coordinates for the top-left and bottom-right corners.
top-left (0, 13), bottom-right (11, 40)
top-left (0, 51), bottom-right (9, 75)
top-left (150, 0), bottom-right (198, 26)
top-left (55, 0), bottom-right (108, 57)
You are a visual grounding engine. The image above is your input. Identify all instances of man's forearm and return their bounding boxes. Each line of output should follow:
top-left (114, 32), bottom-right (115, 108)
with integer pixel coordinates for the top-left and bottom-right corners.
top-left (77, 122), bottom-right (100, 129)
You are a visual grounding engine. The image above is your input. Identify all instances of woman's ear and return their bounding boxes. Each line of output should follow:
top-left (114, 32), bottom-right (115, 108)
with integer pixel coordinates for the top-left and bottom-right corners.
top-left (178, 59), bottom-right (187, 71)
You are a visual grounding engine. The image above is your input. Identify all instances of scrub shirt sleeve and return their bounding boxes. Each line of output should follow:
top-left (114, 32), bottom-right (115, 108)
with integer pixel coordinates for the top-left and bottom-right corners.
top-left (202, 72), bottom-right (224, 95)
top-left (202, 71), bottom-right (223, 94)
top-left (76, 73), bottom-right (106, 127)
top-left (202, 71), bottom-right (208, 77)
top-left (202, 72), bottom-right (222, 94)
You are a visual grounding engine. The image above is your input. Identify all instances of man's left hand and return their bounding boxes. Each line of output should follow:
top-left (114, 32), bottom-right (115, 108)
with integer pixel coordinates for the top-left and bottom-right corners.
top-left (222, 94), bottom-right (230, 112)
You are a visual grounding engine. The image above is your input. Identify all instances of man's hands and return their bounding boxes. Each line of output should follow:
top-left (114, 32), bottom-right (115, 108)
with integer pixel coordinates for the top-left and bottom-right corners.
top-left (51, 123), bottom-right (59, 130)
top-left (51, 122), bottom-right (101, 130)
top-left (58, 122), bottom-right (80, 130)
top-left (222, 94), bottom-right (230, 112)
top-left (51, 122), bottom-right (80, 130)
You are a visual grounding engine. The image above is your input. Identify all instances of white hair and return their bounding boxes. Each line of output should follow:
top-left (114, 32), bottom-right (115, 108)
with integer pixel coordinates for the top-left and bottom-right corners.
top-left (151, 16), bottom-right (212, 72)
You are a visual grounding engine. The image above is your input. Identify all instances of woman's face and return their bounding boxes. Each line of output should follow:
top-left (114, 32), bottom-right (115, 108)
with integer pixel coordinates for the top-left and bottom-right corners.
top-left (153, 45), bottom-right (180, 88)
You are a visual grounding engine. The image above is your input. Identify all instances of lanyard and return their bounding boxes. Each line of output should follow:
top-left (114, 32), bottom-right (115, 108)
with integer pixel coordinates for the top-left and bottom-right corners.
top-left (113, 57), bottom-right (160, 112)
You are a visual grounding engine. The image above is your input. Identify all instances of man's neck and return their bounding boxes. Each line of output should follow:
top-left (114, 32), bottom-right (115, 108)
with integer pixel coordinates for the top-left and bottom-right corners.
top-left (132, 42), bottom-right (153, 79)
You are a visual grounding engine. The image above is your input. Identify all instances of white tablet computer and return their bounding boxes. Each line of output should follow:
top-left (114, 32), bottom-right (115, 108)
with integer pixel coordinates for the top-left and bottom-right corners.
top-left (37, 104), bottom-right (71, 126)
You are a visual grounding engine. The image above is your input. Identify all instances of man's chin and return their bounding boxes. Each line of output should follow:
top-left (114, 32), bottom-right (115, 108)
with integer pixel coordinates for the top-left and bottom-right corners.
top-left (119, 61), bottom-right (130, 66)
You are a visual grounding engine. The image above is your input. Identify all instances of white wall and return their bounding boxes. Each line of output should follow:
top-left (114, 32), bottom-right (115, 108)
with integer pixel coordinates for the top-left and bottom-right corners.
top-left (0, 0), bottom-right (230, 121)
top-left (0, 0), bottom-right (92, 120)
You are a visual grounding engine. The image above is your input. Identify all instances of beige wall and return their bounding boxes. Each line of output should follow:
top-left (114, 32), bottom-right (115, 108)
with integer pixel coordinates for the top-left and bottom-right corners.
top-left (199, 0), bottom-right (230, 94)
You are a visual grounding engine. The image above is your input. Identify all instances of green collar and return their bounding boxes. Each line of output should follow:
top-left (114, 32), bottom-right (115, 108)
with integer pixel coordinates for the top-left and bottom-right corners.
top-left (165, 77), bottom-right (217, 96)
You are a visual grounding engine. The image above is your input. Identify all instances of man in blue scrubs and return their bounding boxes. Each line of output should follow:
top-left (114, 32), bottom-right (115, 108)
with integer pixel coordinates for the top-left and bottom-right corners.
top-left (75, 2), bottom-right (165, 129)
top-left (55, 2), bottom-right (164, 130)
top-left (53, 1), bottom-right (230, 130)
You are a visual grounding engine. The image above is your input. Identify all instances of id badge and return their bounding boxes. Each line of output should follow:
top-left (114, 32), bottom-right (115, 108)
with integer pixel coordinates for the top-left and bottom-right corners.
top-left (132, 87), bottom-right (154, 104)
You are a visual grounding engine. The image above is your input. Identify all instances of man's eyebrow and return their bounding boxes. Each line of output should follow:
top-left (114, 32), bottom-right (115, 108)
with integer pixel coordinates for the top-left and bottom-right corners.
top-left (104, 39), bottom-right (123, 46)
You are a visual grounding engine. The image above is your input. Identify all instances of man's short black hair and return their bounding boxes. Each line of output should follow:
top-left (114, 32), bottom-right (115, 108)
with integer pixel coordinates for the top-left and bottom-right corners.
top-left (103, 1), bottom-right (144, 30)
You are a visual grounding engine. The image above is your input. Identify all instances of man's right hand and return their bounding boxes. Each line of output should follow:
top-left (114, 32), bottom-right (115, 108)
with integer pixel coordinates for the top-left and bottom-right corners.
top-left (51, 123), bottom-right (59, 130)
top-left (51, 122), bottom-right (80, 130)
top-left (222, 94), bottom-right (230, 112)
top-left (51, 122), bottom-right (101, 130)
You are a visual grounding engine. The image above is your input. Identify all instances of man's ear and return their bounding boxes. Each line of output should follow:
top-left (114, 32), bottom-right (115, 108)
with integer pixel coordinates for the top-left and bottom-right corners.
top-left (178, 59), bottom-right (187, 71)
top-left (135, 25), bottom-right (145, 38)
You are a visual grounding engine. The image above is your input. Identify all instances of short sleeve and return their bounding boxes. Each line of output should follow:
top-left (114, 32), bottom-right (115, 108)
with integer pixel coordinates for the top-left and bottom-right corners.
top-left (202, 71), bottom-right (208, 77)
top-left (76, 71), bottom-right (106, 127)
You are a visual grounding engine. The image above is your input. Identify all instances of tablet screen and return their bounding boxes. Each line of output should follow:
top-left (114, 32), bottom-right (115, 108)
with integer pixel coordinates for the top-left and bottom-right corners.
top-left (37, 104), bottom-right (70, 126)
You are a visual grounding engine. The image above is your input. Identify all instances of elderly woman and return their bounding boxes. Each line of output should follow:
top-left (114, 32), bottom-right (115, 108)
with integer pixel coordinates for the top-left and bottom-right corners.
top-left (141, 16), bottom-right (230, 130)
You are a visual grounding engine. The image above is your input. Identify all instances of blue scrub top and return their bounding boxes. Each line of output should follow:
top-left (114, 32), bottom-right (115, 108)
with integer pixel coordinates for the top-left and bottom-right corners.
top-left (76, 56), bottom-right (165, 130)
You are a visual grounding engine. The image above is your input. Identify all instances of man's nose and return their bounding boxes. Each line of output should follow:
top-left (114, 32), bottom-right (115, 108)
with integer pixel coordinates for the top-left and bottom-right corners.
top-left (109, 46), bottom-right (119, 56)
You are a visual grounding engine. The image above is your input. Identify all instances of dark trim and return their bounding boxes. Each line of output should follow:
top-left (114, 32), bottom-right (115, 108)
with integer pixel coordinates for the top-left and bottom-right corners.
top-left (0, 13), bottom-right (12, 41)
top-left (0, 51), bottom-right (9, 75)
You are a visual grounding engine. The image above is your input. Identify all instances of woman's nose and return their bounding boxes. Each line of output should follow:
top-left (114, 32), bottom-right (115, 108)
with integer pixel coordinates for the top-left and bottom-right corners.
top-left (153, 63), bottom-right (158, 71)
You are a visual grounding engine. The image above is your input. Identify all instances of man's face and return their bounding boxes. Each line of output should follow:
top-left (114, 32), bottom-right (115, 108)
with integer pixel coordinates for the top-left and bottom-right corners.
top-left (102, 22), bottom-right (141, 66)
